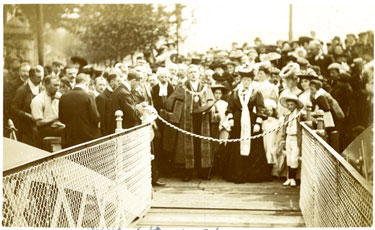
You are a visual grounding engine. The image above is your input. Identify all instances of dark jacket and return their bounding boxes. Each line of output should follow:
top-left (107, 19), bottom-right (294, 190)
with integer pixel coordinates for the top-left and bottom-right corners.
top-left (96, 88), bottom-right (113, 136)
top-left (109, 83), bottom-right (141, 132)
top-left (4, 76), bottom-right (25, 119)
top-left (151, 83), bottom-right (174, 113)
top-left (10, 83), bottom-right (41, 147)
top-left (59, 87), bottom-right (101, 148)
top-left (307, 54), bottom-right (334, 79)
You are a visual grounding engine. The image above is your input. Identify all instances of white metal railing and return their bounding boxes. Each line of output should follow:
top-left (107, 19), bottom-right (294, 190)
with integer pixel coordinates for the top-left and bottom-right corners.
top-left (2, 123), bottom-right (152, 228)
top-left (300, 122), bottom-right (373, 227)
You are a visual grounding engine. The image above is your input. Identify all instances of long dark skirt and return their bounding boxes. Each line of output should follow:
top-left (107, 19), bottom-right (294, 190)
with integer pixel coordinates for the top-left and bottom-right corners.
top-left (224, 136), bottom-right (272, 183)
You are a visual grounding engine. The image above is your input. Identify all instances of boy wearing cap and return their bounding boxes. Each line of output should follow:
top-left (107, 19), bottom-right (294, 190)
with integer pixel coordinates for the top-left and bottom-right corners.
top-left (280, 94), bottom-right (303, 187)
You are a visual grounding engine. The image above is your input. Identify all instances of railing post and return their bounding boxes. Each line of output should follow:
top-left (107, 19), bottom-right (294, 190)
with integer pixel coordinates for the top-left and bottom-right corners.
top-left (316, 110), bottom-right (327, 141)
top-left (329, 131), bottom-right (340, 153)
top-left (305, 101), bottom-right (313, 128)
top-left (115, 110), bottom-right (124, 133)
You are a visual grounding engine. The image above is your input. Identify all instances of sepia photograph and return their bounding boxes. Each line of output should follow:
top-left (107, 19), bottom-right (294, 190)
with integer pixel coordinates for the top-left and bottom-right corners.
top-left (1, 0), bottom-right (374, 228)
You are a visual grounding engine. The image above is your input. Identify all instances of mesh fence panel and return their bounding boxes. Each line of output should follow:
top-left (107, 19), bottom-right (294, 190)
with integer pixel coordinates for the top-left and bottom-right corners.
top-left (3, 124), bottom-right (152, 228)
top-left (300, 123), bottom-right (373, 227)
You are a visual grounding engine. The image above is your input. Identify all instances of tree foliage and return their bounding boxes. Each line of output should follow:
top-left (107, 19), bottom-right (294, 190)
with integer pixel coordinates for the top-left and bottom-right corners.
top-left (4, 4), bottom-right (190, 64)
top-left (70, 4), bottom-right (173, 63)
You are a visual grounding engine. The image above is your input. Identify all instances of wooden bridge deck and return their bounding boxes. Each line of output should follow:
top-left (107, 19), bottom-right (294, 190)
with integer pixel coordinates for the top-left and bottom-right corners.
top-left (135, 176), bottom-right (305, 228)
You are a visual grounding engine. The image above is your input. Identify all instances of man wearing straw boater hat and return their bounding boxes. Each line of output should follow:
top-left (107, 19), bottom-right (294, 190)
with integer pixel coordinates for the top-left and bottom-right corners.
top-left (280, 94), bottom-right (304, 187)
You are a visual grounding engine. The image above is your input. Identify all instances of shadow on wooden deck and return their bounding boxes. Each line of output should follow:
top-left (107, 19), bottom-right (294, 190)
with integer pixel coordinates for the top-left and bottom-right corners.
top-left (135, 176), bottom-right (306, 228)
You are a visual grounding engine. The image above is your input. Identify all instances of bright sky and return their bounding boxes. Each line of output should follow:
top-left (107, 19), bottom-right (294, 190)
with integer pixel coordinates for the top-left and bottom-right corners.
top-left (179, 0), bottom-right (375, 54)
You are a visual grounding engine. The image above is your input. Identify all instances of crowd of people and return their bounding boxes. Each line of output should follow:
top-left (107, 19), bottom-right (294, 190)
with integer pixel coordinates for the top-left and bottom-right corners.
top-left (3, 31), bottom-right (374, 186)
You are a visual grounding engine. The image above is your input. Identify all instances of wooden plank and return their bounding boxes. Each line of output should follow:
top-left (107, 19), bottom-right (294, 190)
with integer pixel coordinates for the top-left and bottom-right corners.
top-left (156, 177), bottom-right (300, 195)
top-left (147, 208), bottom-right (303, 216)
top-left (137, 208), bottom-right (305, 228)
top-left (154, 186), bottom-right (299, 196)
top-left (151, 192), bottom-right (300, 210)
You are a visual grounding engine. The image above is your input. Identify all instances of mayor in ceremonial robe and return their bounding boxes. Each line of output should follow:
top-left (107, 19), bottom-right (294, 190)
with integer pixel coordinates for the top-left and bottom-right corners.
top-left (162, 64), bottom-right (215, 181)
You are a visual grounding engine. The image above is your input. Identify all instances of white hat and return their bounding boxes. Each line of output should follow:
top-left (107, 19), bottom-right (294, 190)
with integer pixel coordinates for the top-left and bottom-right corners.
top-left (327, 63), bottom-right (343, 71)
top-left (280, 94), bottom-right (304, 110)
top-left (264, 99), bottom-right (277, 110)
top-left (280, 62), bottom-right (300, 79)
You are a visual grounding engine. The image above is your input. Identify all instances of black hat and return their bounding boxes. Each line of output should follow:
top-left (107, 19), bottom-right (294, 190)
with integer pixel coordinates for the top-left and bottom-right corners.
top-left (338, 73), bottom-right (351, 83)
top-left (211, 84), bottom-right (229, 94)
top-left (298, 36), bottom-right (313, 46)
top-left (71, 56), bottom-right (88, 69)
top-left (238, 68), bottom-right (255, 78)
top-left (209, 62), bottom-right (226, 71)
top-left (191, 58), bottom-right (201, 65)
top-left (297, 69), bottom-right (318, 80)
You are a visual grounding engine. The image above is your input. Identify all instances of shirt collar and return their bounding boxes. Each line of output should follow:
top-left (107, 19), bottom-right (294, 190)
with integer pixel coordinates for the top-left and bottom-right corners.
top-left (314, 88), bottom-right (326, 99)
top-left (190, 80), bottom-right (199, 91)
top-left (122, 81), bottom-right (131, 91)
top-left (28, 79), bottom-right (39, 95)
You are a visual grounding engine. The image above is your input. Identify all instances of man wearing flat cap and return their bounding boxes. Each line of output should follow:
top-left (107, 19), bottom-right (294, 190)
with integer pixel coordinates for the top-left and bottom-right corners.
top-left (161, 64), bottom-right (215, 182)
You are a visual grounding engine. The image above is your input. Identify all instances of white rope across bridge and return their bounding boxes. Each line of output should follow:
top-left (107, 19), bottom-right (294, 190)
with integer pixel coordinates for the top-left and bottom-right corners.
top-left (145, 106), bottom-right (303, 143)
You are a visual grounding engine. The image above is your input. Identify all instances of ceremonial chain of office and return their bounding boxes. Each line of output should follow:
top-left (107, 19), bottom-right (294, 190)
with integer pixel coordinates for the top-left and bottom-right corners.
top-left (181, 84), bottom-right (208, 96)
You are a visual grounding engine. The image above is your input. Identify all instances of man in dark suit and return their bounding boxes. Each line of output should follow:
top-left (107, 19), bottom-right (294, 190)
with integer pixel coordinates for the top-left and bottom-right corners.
top-left (109, 70), bottom-right (142, 132)
top-left (59, 73), bottom-right (101, 148)
top-left (307, 40), bottom-right (334, 80)
top-left (151, 68), bottom-right (174, 178)
top-left (96, 71), bottom-right (122, 136)
top-left (4, 62), bottom-right (30, 136)
top-left (11, 65), bottom-right (44, 147)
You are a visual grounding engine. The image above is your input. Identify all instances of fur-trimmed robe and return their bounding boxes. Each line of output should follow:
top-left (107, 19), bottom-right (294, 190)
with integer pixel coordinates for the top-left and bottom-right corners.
top-left (162, 80), bottom-right (215, 169)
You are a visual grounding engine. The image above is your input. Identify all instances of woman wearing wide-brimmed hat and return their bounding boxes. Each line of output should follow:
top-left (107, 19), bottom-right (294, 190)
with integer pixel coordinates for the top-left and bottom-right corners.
top-left (224, 68), bottom-right (272, 183)
top-left (297, 68), bottom-right (319, 107)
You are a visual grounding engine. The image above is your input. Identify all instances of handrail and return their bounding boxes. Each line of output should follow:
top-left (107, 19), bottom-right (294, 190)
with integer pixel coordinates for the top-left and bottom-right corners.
top-left (300, 122), bottom-right (373, 195)
top-left (3, 123), bottom-right (151, 177)
top-left (2, 122), bottom-right (152, 228)
top-left (300, 121), bottom-right (373, 227)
